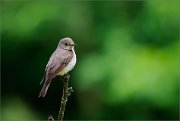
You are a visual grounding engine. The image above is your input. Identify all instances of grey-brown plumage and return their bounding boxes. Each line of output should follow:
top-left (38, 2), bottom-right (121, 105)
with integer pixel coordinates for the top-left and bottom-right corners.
top-left (38, 37), bottom-right (76, 97)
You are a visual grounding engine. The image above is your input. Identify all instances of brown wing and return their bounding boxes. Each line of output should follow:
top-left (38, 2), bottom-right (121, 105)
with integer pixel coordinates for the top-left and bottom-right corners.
top-left (46, 48), bottom-right (73, 80)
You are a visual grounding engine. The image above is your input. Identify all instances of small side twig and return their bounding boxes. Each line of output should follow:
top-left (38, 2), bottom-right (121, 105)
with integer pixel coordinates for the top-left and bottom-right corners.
top-left (48, 115), bottom-right (55, 121)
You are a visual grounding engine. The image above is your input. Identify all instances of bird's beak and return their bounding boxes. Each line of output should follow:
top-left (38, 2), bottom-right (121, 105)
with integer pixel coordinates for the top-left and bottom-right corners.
top-left (71, 43), bottom-right (77, 46)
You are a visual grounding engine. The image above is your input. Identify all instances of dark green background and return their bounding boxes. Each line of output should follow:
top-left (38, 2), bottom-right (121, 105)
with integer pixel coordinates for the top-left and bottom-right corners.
top-left (1, 0), bottom-right (179, 120)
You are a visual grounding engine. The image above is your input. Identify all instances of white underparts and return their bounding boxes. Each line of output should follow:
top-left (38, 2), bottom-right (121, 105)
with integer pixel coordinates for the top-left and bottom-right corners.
top-left (58, 49), bottom-right (76, 75)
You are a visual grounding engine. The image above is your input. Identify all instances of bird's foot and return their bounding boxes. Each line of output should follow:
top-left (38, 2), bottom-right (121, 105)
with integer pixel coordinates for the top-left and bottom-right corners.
top-left (60, 74), bottom-right (70, 82)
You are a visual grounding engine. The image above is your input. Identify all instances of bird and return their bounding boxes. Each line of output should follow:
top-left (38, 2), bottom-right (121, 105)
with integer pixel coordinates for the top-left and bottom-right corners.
top-left (38, 37), bottom-right (77, 97)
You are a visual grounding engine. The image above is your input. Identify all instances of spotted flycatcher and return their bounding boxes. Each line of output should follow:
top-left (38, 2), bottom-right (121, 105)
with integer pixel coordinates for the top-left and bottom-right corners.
top-left (38, 37), bottom-right (77, 97)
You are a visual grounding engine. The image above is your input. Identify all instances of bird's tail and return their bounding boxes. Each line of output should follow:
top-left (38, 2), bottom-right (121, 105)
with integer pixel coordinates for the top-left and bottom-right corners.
top-left (38, 80), bottom-right (51, 97)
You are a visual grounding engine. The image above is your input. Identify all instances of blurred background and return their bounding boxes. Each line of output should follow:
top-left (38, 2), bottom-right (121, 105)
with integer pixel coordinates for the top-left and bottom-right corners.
top-left (1, 0), bottom-right (179, 120)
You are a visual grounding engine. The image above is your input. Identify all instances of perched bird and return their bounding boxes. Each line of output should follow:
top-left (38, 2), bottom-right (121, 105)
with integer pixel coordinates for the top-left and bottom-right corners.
top-left (38, 37), bottom-right (77, 97)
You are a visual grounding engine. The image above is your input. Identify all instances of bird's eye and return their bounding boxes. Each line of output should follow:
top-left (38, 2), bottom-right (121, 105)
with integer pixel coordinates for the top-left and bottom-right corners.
top-left (65, 43), bottom-right (68, 46)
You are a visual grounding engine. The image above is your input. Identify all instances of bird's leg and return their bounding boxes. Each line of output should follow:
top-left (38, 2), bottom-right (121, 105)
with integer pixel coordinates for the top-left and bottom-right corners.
top-left (63, 74), bottom-right (70, 82)
top-left (60, 74), bottom-right (70, 82)
top-left (60, 76), bottom-right (64, 81)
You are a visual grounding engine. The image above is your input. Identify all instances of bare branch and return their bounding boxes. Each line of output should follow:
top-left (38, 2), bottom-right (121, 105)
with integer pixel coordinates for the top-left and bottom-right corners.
top-left (47, 74), bottom-right (73, 121)
top-left (58, 74), bottom-right (73, 121)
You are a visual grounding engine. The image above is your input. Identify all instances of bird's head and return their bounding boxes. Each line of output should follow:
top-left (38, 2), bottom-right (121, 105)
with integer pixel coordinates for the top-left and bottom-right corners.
top-left (58, 37), bottom-right (76, 51)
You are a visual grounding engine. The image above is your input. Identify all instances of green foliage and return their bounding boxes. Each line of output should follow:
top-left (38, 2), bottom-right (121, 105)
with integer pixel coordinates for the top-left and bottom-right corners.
top-left (1, 0), bottom-right (179, 120)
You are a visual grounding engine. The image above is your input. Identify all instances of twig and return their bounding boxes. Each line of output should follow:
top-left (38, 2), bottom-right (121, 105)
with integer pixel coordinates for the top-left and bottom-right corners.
top-left (48, 115), bottom-right (55, 121)
top-left (58, 74), bottom-right (73, 121)
top-left (48, 74), bottom-right (73, 121)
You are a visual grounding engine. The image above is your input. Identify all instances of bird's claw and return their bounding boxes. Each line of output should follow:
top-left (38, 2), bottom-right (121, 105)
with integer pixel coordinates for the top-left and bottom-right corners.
top-left (60, 74), bottom-right (70, 82)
